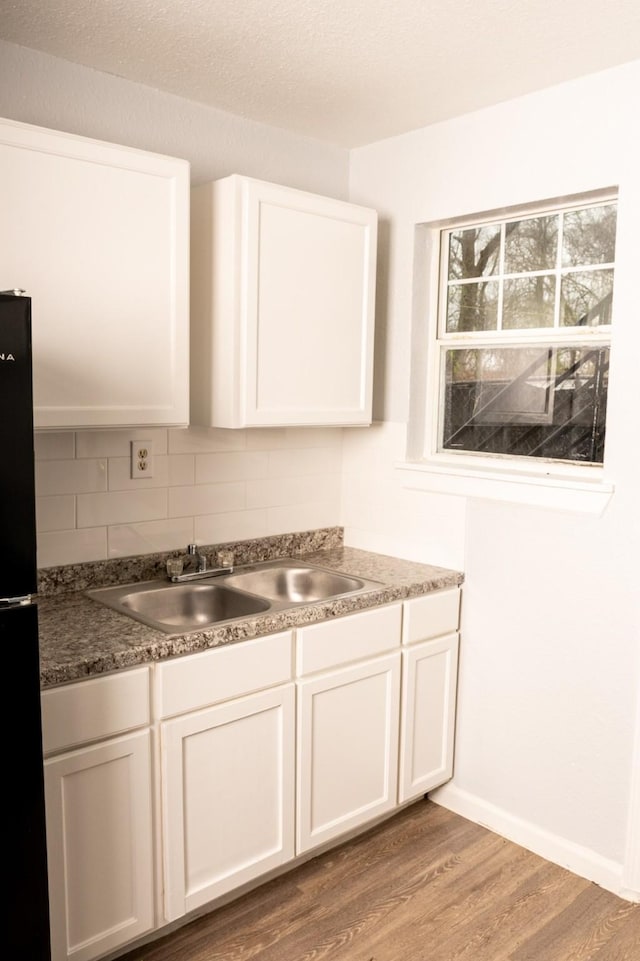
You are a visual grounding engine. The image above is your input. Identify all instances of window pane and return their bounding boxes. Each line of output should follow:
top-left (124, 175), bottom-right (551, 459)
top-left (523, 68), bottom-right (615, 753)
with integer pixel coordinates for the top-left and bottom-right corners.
top-left (503, 276), bottom-right (556, 329)
top-left (446, 281), bottom-right (498, 332)
top-left (448, 224), bottom-right (501, 280)
top-left (503, 215), bottom-right (558, 273)
top-left (441, 345), bottom-right (609, 463)
top-left (560, 269), bottom-right (614, 327)
top-left (562, 203), bottom-right (617, 266)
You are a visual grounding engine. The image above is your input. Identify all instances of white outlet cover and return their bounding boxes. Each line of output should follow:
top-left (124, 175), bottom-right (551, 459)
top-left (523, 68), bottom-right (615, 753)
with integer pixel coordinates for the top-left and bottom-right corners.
top-left (131, 439), bottom-right (154, 479)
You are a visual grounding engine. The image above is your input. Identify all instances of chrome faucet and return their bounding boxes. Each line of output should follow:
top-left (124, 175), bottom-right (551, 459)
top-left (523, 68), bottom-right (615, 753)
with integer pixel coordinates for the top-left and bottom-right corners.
top-left (166, 544), bottom-right (235, 583)
top-left (187, 543), bottom-right (207, 572)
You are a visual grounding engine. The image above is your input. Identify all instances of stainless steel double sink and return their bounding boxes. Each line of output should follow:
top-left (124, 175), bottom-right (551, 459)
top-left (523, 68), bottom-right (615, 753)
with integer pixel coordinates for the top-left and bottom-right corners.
top-left (87, 559), bottom-right (383, 635)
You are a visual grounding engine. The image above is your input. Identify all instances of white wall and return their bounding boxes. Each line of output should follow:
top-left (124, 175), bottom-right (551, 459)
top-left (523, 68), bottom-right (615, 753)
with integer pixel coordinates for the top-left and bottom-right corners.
top-left (0, 41), bottom-right (348, 193)
top-left (0, 41), bottom-right (349, 567)
top-left (347, 61), bottom-right (640, 897)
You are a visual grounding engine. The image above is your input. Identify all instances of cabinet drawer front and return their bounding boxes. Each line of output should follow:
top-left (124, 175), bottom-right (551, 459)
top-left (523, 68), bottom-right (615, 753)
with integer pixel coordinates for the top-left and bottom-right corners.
top-left (296, 603), bottom-right (401, 676)
top-left (157, 631), bottom-right (293, 718)
top-left (41, 667), bottom-right (151, 756)
top-left (402, 589), bottom-right (461, 645)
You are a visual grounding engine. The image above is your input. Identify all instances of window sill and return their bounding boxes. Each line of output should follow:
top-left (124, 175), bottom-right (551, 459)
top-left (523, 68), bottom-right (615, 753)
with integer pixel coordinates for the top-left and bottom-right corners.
top-left (396, 459), bottom-right (614, 514)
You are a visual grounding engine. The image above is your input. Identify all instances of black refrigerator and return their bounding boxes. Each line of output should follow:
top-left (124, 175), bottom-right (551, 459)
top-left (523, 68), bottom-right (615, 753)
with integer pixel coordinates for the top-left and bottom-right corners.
top-left (0, 291), bottom-right (52, 959)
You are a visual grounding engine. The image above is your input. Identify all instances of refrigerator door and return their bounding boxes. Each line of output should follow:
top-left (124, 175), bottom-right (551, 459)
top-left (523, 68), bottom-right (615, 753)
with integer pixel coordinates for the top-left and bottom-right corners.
top-left (2, 602), bottom-right (52, 959)
top-left (1, 293), bottom-right (51, 957)
top-left (0, 292), bottom-right (38, 599)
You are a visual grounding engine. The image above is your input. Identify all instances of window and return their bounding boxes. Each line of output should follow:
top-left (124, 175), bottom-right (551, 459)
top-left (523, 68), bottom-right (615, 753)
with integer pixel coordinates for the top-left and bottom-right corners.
top-left (432, 197), bottom-right (616, 469)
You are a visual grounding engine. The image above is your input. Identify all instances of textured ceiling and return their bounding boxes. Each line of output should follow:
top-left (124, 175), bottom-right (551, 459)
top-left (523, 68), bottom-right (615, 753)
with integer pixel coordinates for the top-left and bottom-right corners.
top-left (2, 0), bottom-right (640, 147)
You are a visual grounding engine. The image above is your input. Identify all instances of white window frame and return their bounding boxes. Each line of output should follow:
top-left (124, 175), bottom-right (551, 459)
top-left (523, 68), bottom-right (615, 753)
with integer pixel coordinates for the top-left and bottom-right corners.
top-left (399, 189), bottom-right (617, 514)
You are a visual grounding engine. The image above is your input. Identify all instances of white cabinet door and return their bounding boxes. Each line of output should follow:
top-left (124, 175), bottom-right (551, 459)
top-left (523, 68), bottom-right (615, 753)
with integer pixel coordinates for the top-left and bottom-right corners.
top-left (161, 684), bottom-right (295, 921)
top-left (0, 118), bottom-right (189, 429)
top-left (44, 730), bottom-right (155, 961)
top-left (399, 633), bottom-right (460, 803)
top-left (190, 175), bottom-right (377, 427)
top-left (297, 653), bottom-right (401, 854)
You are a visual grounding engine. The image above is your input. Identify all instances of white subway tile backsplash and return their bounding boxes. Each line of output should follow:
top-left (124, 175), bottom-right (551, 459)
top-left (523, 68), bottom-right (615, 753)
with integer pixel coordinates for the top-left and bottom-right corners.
top-left (36, 495), bottom-right (75, 532)
top-left (77, 489), bottom-right (167, 528)
top-left (268, 447), bottom-right (342, 477)
top-left (34, 431), bottom-right (75, 460)
top-left (195, 509), bottom-right (269, 544)
top-left (168, 482), bottom-right (245, 518)
top-left (341, 487), bottom-right (392, 530)
top-left (36, 458), bottom-right (107, 496)
top-left (340, 471), bottom-right (397, 504)
top-left (341, 423), bottom-right (408, 479)
top-left (246, 427), bottom-right (344, 449)
top-left (195, 451), bottom-right (269, 484)
top-left (107, 518), bottom-right (194, 558)
top-left (168, 454), bottom-right (195, 486)
top-left (168, 426), bottom-right (247, 454)
top-left (37, 527), bottom-right (107, 568)
top-left (244, 428), bottom-right (288, 449)
top-left (33, 426), bottom-right (346, 567)
top-left (75, 428), bottom-right (169, 458)
top-left (265, 499), bottom-right (341, 536)
top-left (246, 473), bottom-right (341, 509)
top-left (108, 455), bottom-right (170, 490)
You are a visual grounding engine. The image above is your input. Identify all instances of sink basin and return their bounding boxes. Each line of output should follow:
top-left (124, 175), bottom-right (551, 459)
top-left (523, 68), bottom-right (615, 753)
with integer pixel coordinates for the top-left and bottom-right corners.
top-left (87, 580), bottom-right (270, 634)
top-left (223, 561), bottom-right (373, 603)
top-left (87, 559), bottom-right (383, 635)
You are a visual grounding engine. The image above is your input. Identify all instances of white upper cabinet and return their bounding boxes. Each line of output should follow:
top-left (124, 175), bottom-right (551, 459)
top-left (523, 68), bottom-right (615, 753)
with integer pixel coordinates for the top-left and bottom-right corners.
top-left (0, 118), bottom-right (190, 429)
top-left (190, 175), bottom-right (377, 428)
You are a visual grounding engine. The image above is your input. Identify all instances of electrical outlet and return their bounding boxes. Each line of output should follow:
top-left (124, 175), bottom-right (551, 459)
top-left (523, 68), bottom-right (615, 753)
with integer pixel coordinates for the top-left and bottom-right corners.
top-left (131, 440), bottom-right (154, 478)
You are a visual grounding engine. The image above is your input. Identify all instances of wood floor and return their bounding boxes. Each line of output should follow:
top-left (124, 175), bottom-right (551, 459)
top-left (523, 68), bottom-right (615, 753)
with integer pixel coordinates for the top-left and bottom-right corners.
top-left (117, 800), bottom-right (639, 961)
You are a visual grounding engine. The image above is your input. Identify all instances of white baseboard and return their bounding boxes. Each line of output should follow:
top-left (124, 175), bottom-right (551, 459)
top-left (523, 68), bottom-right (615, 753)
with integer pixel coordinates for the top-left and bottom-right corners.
top-left (430, 783), bottom-right (639, 903)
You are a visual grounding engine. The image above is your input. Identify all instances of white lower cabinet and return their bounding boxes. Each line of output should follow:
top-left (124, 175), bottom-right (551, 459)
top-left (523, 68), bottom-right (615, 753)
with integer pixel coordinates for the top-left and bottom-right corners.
top-left (155, 630), bottom-right (296, 923)
top-left (40, 589), bottom-right (462, 959)
top-left (297, 652), bottom-right (401, 854)
top-left (42, 668), bottom-right (155, 961)
top-left (295, 603), bottom-right (403, 854)
top-left (398, 633), bottom-right (460, 802)
top-left (161, 683), bottom-right (296, 920)
top-left (399, 589), bottom-right (461, 803)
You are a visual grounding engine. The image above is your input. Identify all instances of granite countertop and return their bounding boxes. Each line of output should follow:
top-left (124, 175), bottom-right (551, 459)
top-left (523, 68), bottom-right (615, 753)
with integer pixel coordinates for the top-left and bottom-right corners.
top-left (37, 530), bottom-right (463, 689)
